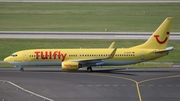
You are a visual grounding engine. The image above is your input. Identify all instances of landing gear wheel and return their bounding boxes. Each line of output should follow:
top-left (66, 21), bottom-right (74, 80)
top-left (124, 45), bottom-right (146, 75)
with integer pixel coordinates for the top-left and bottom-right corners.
top-left (87, 66), bottom-right (92, 72)
top-left (20, 68), bottom-right (24, 72)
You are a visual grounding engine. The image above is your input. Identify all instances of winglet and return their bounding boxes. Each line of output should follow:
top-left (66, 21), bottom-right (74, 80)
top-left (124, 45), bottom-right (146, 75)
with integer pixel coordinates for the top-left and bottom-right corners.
top-left (107, 48), bottom-right (117, 59)
top-left (108, 42), bottom-right (115, 48)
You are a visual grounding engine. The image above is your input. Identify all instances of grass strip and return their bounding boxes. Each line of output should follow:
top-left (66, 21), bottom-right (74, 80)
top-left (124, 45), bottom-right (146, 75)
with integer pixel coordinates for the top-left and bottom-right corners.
top-left (0, 2), bottom-right (180, 32)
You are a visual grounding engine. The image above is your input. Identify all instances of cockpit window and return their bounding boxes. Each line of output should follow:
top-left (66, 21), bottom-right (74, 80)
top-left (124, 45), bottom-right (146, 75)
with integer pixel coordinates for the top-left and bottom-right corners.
top-left (11, 54), bottom-right (18, 57)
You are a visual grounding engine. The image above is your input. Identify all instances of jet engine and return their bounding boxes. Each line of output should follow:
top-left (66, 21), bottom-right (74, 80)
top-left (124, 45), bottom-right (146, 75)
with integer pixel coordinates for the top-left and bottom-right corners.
top-left (62, 61), bottom-right (80, 71)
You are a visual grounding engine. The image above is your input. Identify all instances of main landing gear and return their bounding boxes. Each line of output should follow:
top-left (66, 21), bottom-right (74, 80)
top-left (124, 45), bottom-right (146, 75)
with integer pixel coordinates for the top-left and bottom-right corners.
top-left (87, 66), bottom-right (92, 72)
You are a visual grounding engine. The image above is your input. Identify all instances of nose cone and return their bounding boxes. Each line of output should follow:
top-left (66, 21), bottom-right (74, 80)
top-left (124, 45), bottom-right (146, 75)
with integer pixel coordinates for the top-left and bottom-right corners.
top-left (4, 57), bottom-right (11, 63)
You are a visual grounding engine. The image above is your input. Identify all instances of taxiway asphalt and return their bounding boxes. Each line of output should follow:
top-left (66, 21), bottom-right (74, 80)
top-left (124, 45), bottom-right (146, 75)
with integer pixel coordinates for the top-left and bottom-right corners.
top-left (0, 67), bottom-right (180, 101)
top-left (0, 32), bottom-right (180, 40)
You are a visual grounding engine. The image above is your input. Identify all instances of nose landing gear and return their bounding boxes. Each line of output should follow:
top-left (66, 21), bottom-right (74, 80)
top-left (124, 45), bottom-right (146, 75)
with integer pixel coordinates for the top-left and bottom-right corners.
top-left (20, 67), bottom-right (24, 72)
top-left (15, 66), bottom-right (24, 72)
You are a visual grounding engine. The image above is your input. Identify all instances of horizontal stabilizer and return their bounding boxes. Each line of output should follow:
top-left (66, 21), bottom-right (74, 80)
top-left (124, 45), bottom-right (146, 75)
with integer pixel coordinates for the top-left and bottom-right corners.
top-left (154, 46), bottom-right (174, 53)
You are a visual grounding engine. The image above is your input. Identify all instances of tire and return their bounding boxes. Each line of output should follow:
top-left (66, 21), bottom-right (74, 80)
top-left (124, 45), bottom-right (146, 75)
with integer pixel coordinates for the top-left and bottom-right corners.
top-left (87, 66), bottom-right (92, 72)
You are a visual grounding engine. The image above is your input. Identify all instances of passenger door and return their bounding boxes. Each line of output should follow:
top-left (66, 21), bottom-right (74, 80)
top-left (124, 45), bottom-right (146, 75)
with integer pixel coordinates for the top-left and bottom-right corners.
top-left (23, 52), bottom-right (28, 61)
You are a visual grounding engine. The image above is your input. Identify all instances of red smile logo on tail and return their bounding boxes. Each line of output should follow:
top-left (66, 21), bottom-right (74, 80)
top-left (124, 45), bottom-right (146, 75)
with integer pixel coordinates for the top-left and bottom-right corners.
top-left (154, 32), bottom-right (169, 44)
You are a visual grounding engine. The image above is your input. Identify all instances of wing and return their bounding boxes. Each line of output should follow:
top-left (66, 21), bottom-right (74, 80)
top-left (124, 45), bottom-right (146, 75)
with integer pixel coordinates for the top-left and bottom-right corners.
top-left (70, 48), bottom-right (117, 66)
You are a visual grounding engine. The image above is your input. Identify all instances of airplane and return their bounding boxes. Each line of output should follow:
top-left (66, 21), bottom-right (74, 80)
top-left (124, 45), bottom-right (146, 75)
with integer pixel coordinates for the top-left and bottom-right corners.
top-left (4, 17), bottom-right (174, 72)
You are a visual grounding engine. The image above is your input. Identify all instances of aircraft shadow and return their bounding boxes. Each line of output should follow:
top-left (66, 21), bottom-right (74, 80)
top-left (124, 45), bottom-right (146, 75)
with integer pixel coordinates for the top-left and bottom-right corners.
top-left (23, 68), bottom-right (136, 75)
top-left (22, 67), bottom-right (174, 76)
